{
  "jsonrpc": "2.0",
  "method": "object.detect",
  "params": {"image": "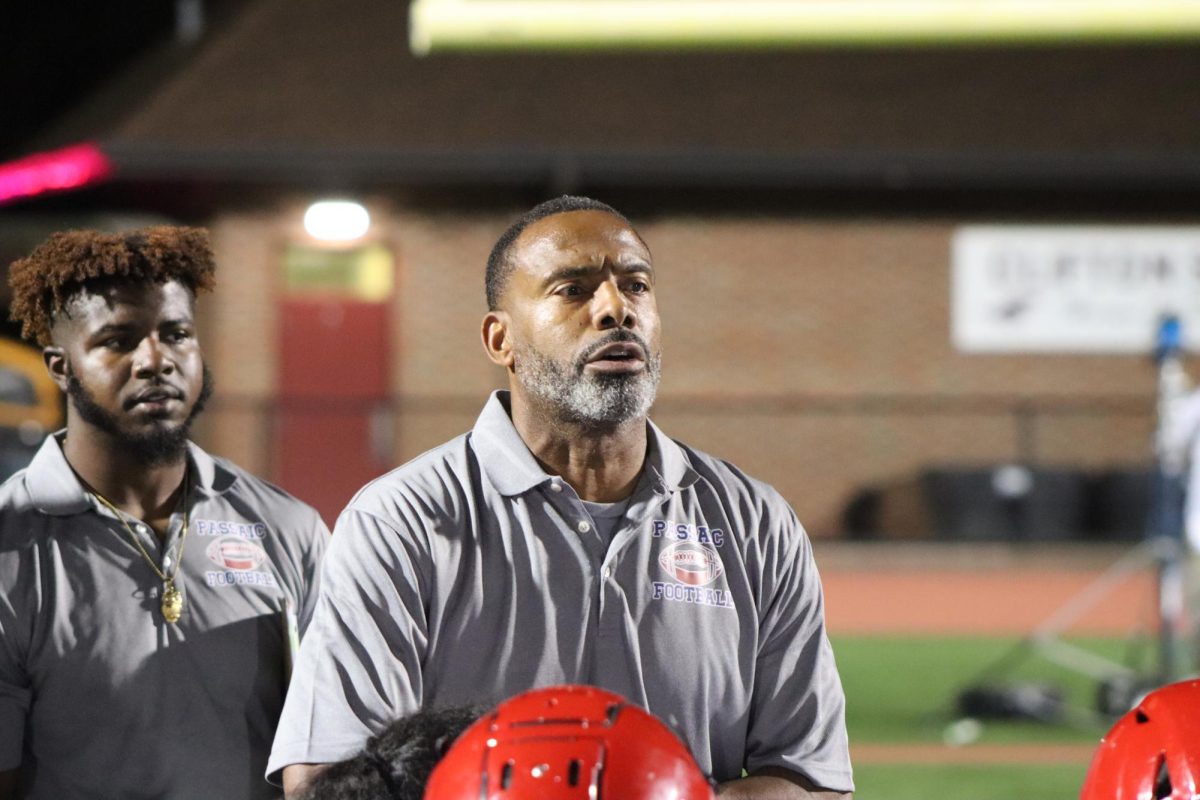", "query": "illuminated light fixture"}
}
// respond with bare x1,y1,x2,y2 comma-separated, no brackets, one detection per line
409,0,1200,54
0,143,113,206
303,200,371,242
